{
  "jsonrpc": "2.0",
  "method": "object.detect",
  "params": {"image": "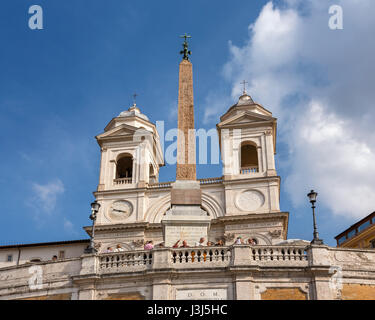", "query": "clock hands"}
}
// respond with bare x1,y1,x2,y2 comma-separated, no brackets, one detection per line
113,208,127,213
